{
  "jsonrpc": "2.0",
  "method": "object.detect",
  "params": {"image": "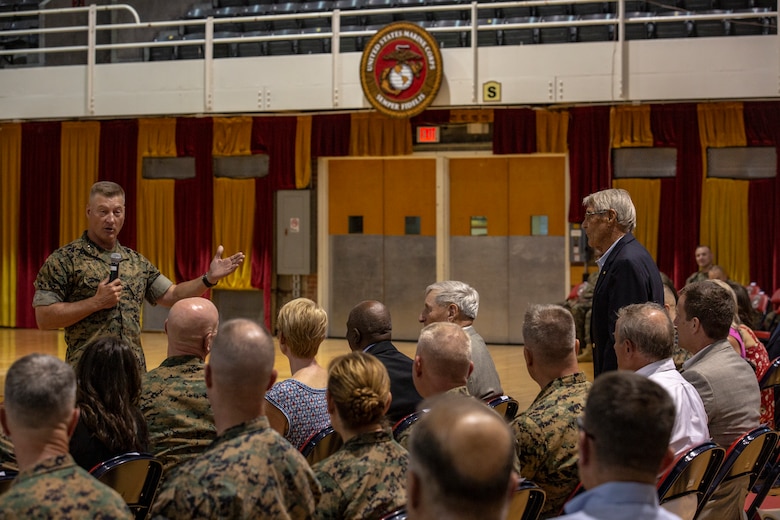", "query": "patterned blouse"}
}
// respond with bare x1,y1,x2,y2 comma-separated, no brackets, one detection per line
265,379,330,449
